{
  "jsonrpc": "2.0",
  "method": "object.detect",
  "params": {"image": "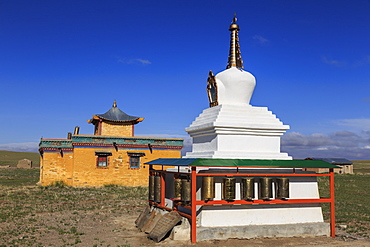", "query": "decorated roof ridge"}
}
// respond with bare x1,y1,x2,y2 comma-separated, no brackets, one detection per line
39,139,72,141
226,13,244,69
93,100,144,123
71,135,183,140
